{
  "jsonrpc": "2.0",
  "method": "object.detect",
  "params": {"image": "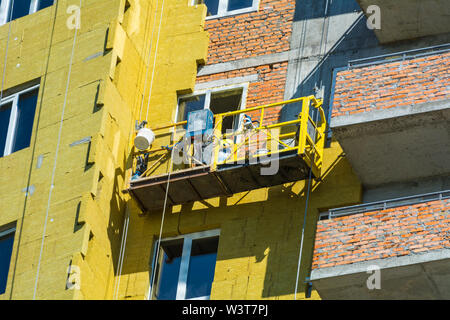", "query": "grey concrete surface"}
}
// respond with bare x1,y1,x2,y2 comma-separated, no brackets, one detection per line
311,248,450,299
358,0,450,43
331,100,450,187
